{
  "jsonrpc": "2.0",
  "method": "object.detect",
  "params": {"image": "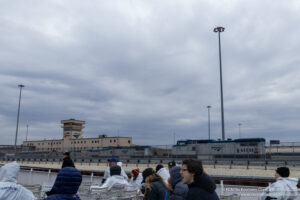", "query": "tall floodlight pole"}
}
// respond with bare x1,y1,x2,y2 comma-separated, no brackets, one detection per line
14,84,25,156
26,124,29,142
173,132,176,145
238,123,242,138
207,105,211,140
214,26,225,140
